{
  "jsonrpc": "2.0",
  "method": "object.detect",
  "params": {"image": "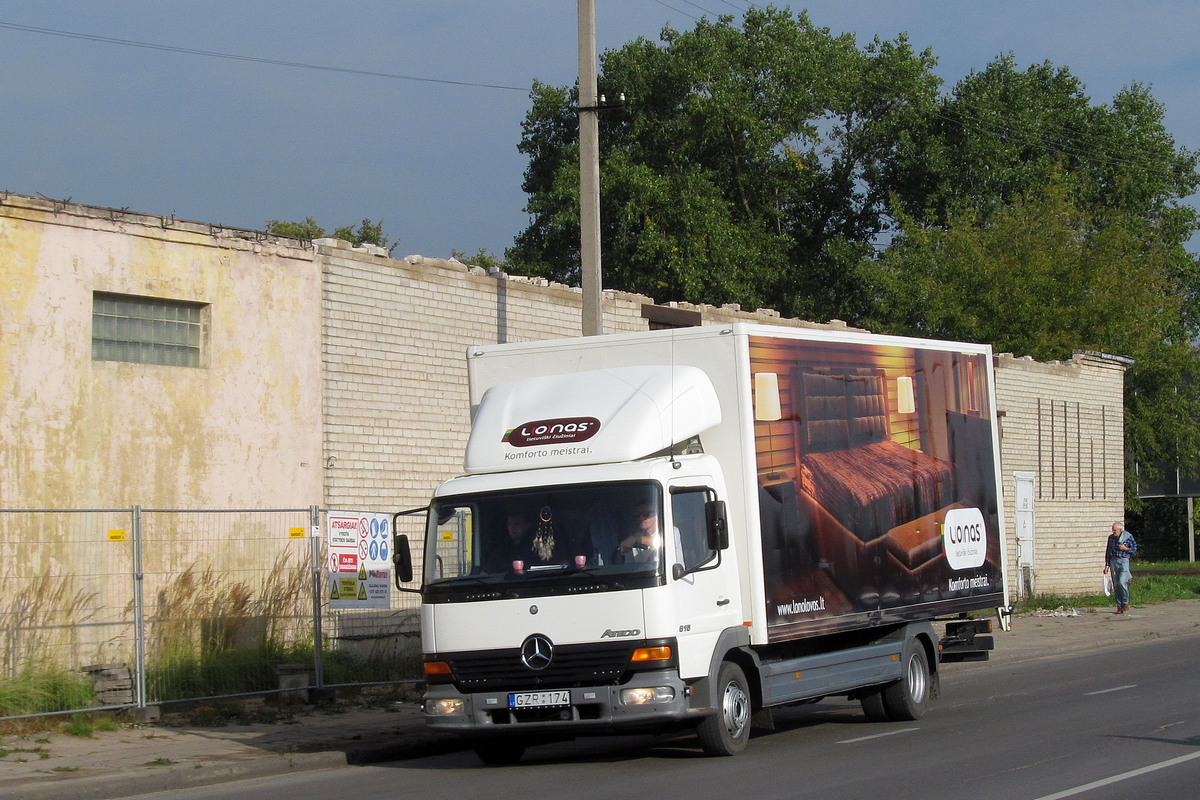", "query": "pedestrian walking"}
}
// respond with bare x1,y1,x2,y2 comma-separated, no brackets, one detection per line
1103,521,1137,613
